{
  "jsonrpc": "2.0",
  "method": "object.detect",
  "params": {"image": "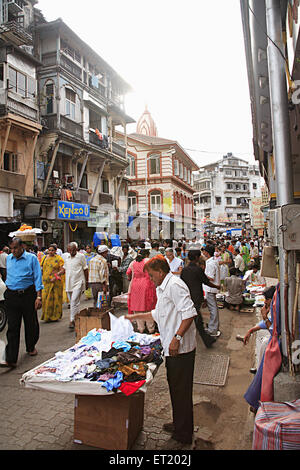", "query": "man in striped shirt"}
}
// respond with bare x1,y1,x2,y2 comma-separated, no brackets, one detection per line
88,245,109,307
